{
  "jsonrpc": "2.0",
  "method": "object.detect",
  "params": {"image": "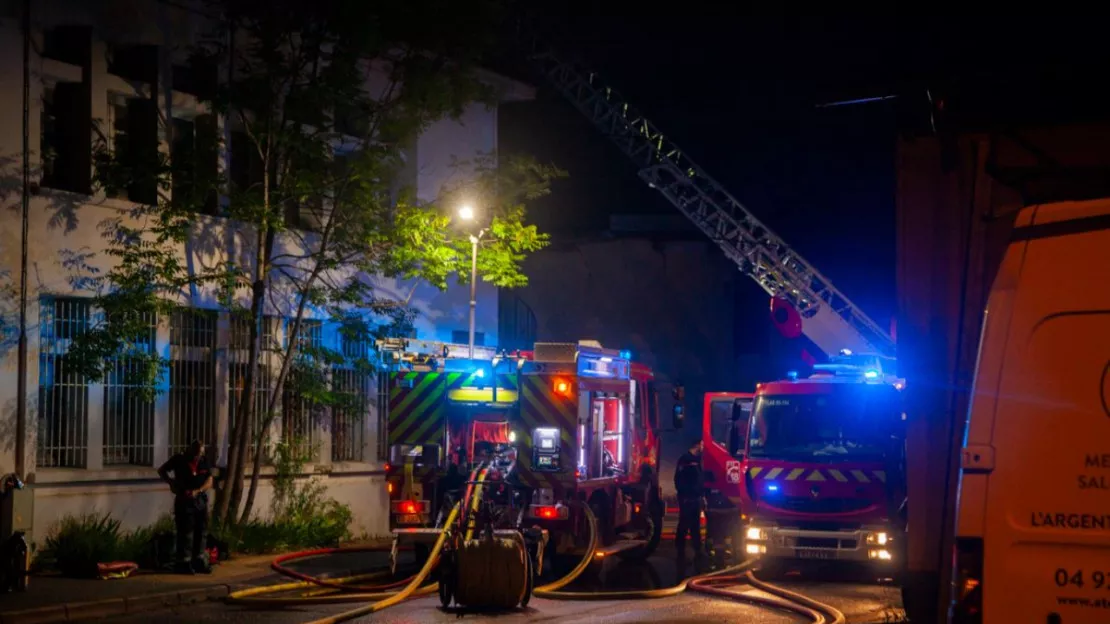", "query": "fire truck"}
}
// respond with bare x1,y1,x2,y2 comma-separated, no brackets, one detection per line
702,353,907,569
381,338,517,538
524,39,906,568
383,338,666,564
